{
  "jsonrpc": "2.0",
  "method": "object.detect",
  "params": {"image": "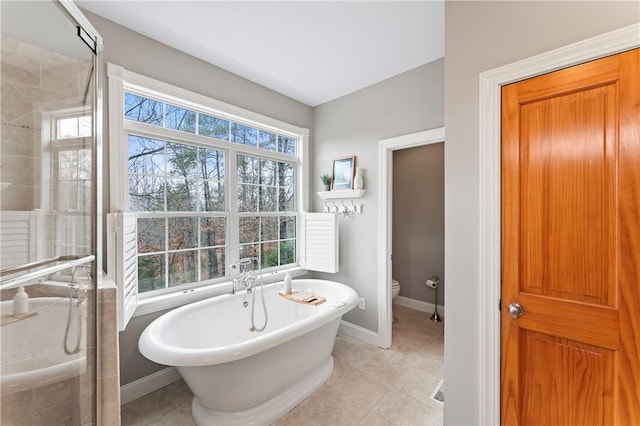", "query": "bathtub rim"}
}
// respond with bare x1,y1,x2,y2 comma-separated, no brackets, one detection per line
138,279,358,367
